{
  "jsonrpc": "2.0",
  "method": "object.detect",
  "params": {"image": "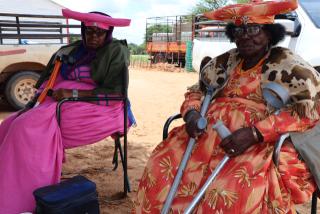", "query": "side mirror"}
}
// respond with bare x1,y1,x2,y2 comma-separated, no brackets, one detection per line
275,19,294,34
275,18,301,37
